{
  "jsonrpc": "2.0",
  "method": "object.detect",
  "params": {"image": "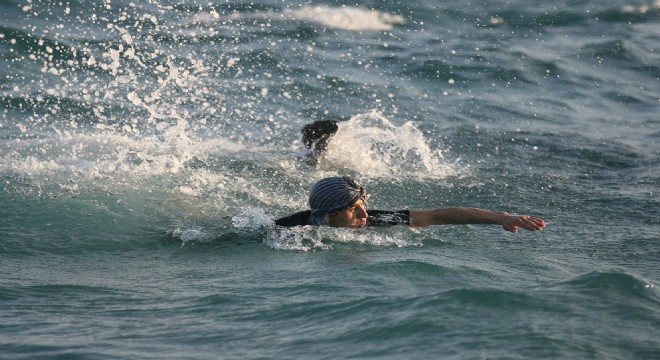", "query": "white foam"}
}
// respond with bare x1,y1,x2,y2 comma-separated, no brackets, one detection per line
264,225,421,251
1,131,242,177
1,110,458,209
264,226,331,251
284,5,405,31
232,207,275,229
191,5,404,32
321,111,459,179
169,226,212,246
